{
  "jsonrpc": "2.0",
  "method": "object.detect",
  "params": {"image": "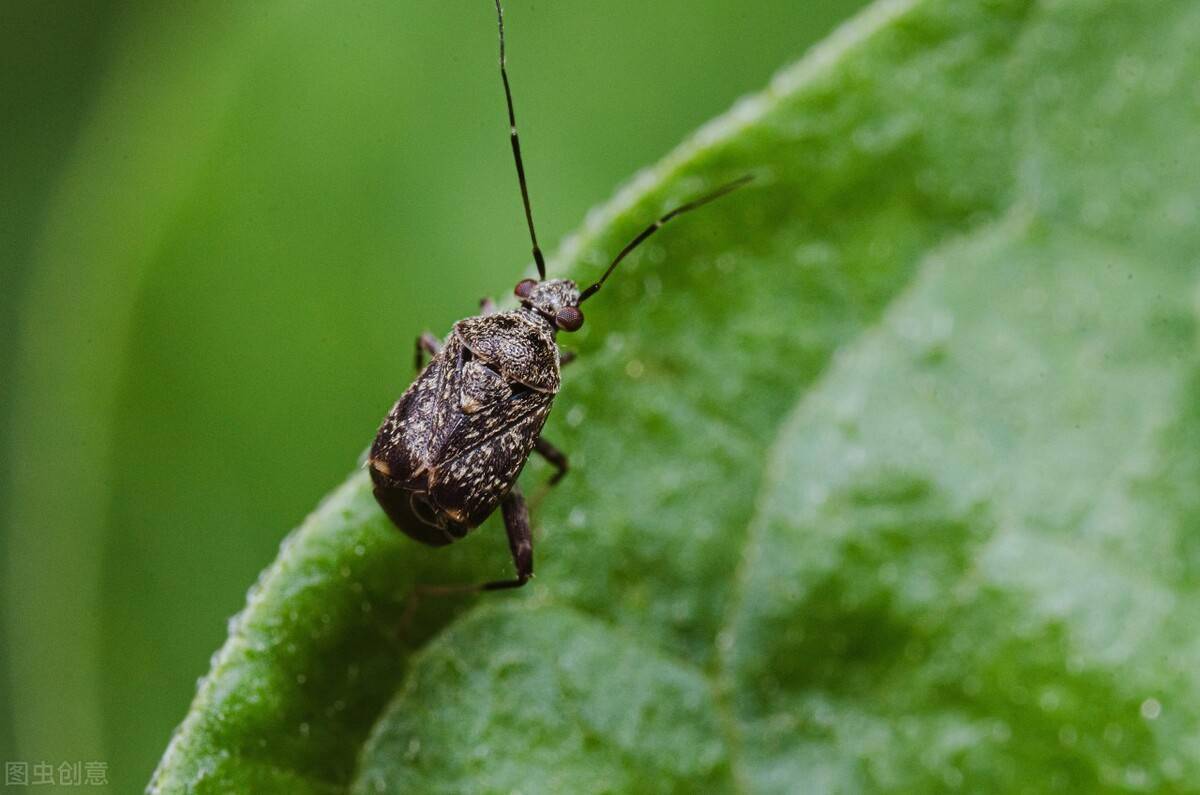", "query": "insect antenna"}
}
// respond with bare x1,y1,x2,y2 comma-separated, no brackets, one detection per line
578,175,753,303
495,0,547,280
